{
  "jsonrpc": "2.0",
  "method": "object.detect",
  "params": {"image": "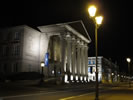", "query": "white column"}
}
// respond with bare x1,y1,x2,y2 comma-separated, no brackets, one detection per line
71,36,76,75
76,39,81,76
83,43,86,75
66,33,72,73
84,43,88,76
60,34,66,75
80,41,84,75
83,42,85,75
